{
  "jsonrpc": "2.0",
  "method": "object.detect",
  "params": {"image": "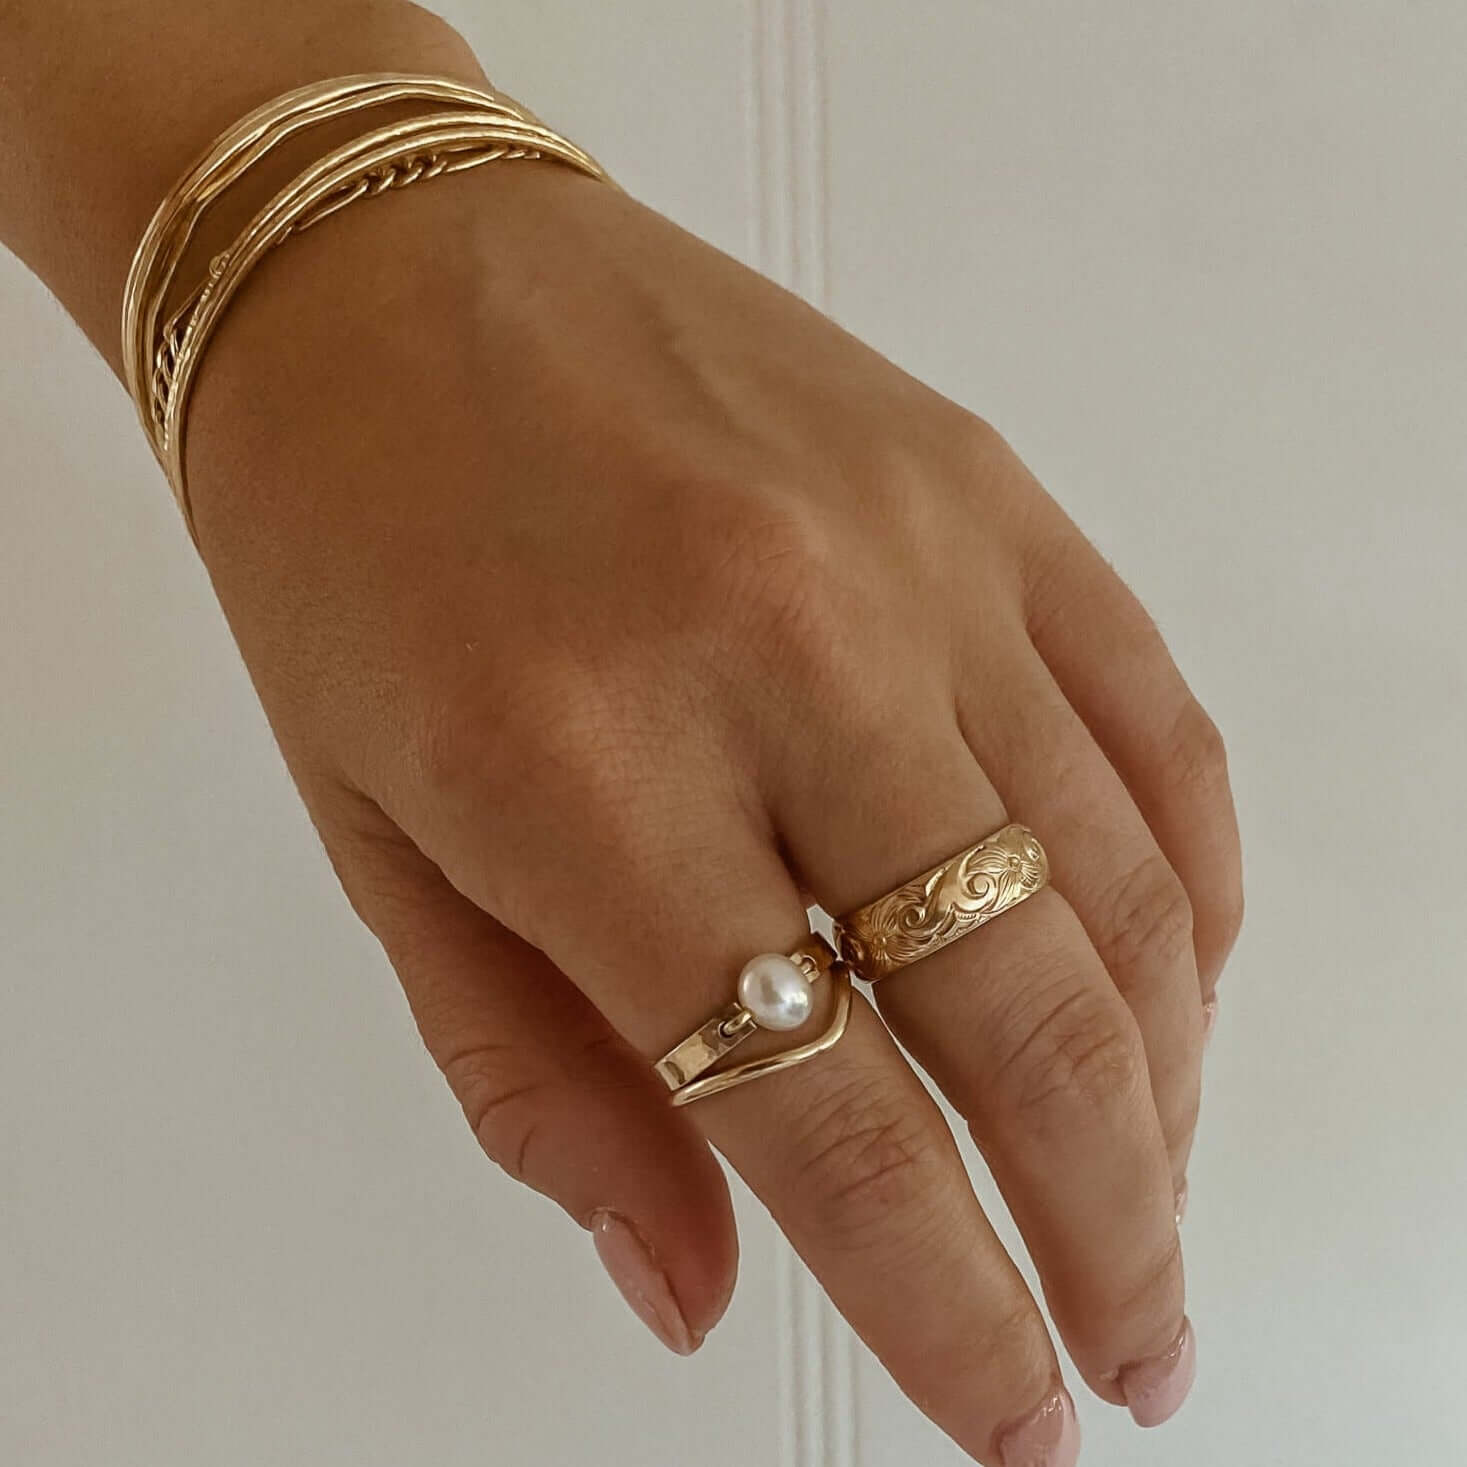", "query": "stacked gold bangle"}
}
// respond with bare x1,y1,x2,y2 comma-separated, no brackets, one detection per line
121,73,615,545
